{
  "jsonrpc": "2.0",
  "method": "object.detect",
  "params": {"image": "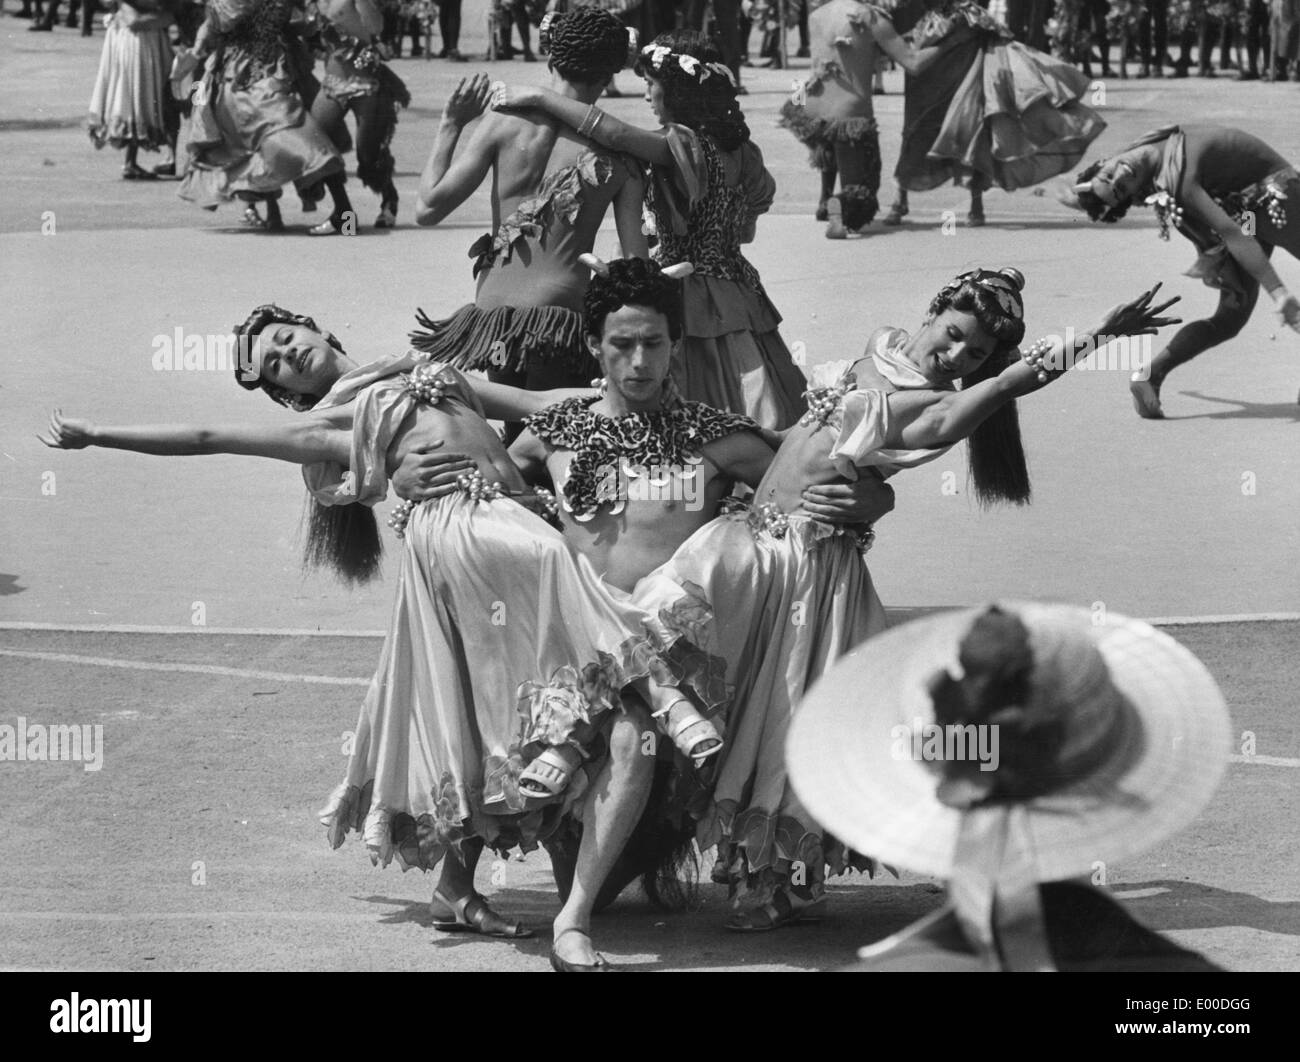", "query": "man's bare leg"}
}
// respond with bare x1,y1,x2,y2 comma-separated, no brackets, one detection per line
551,698,655,967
